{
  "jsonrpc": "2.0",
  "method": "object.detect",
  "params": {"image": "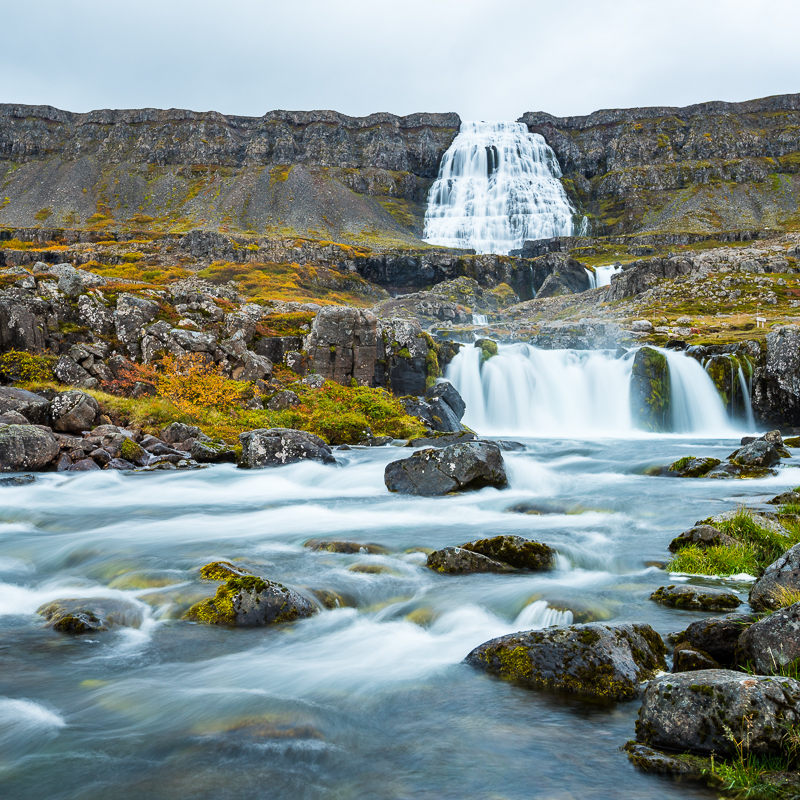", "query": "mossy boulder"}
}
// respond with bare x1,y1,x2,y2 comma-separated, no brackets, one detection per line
728,439,782,469
465,622,666,700
672,643,721,673
38,597,144,633
666,456,720,478
650,584,741,612
676,613,758,667
736,602,800,674
119,436,148,466
750,543,800,611
460,535,555,571
185,576,316,626
668,525,737,552
474,338,498,364
304,539,389,555
630,347,671,432
623,741,707,776
426,546,515,574
635,670,800,756
199,561,254,581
